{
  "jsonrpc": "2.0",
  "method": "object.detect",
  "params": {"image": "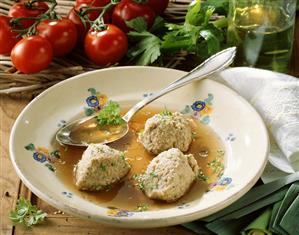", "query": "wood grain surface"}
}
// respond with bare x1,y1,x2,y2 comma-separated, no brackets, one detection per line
1,14,299,235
